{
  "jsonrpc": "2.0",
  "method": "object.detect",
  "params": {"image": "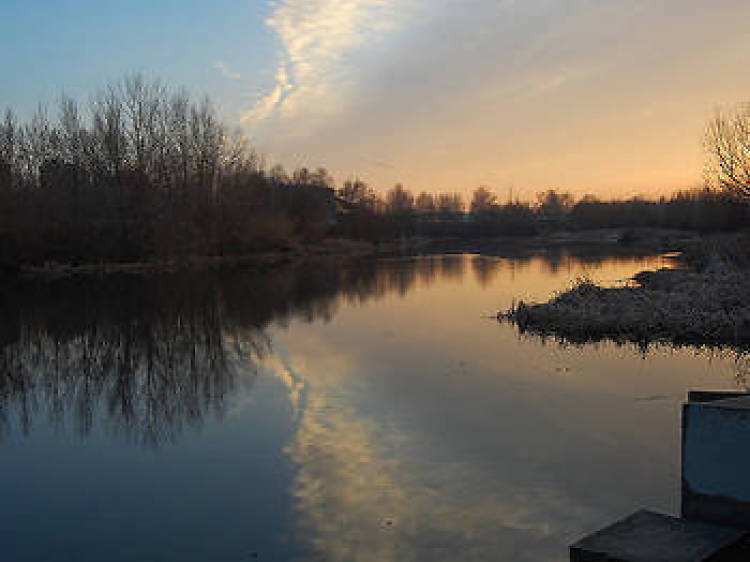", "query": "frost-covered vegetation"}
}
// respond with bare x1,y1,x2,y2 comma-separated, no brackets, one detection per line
502,234,750,349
